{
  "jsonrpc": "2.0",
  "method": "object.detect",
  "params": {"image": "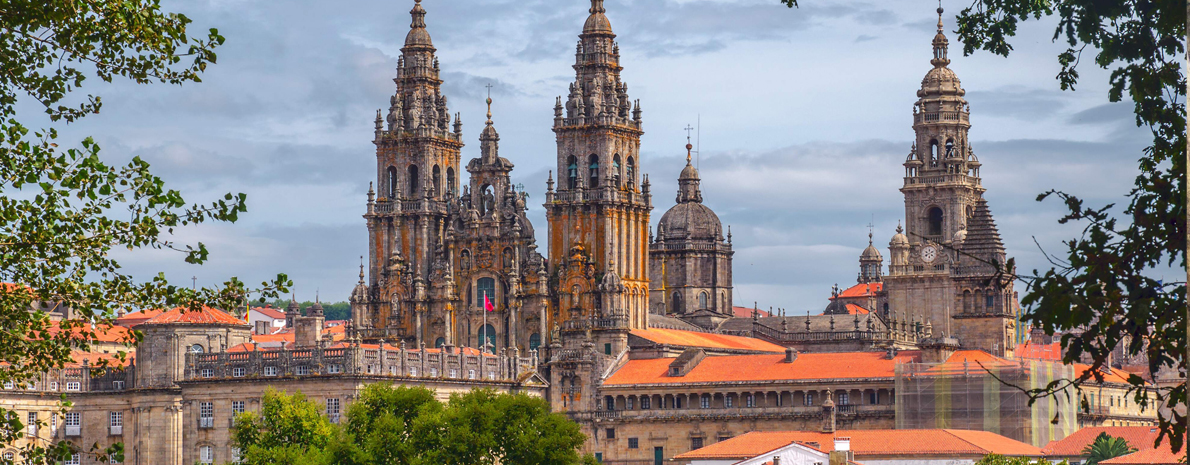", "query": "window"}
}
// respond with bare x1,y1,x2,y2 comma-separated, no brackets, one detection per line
529,333,541,351
200,368,214,378
2,381,12,390
671,292,681,314
326,398,341,424
112,380,125,390
698,292,708,310
199,445,213,464
65,453,80,465
199,402,214,428
640,397,651,410
407,164,419,196
64,412,80,437
626,157,635,186
327,364,342,374
50,414,56,435
387,166,398,198
588,155,600,188
567,156,578,189
431,165,441,197
725,396,734,408
605,428,615,439
604,343,612,355
476,277,496,307
435,337,446,348
231,447,242,464
410,367,419,377
628,438,639,449
66,381,80,391
691,437,704,450
468,369,476,380
838,392,849,406
870,391,879,405
612,155,622,186
295,366,310,376
700,395,710,409
110,453,122,464
232,367,246,378
189,344,205,354
232,401,245,416
26,412,36,437
745,394,755,408
109,411,122,435
626,397,634,410
986,294,995,310
804,392,814,406
263,366,277,377
927,207,944,237
50,382,58,391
